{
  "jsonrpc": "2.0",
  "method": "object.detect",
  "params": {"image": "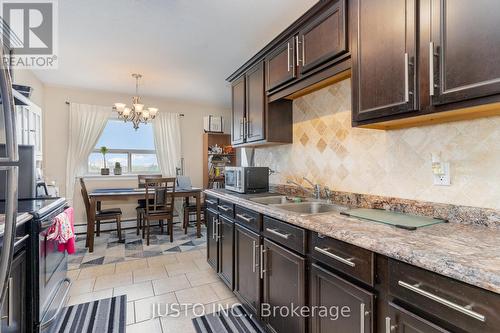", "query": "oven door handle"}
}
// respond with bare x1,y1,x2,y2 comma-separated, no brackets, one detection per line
40,278,72,329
